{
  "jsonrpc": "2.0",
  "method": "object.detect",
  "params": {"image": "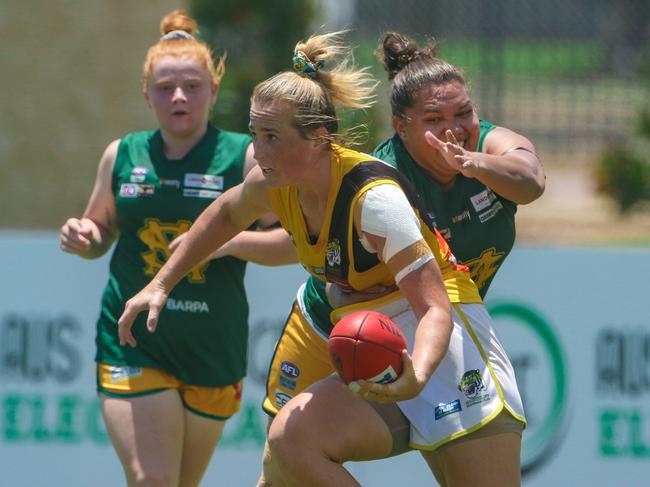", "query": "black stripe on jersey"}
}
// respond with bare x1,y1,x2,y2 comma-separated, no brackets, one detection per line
325,160,433,289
